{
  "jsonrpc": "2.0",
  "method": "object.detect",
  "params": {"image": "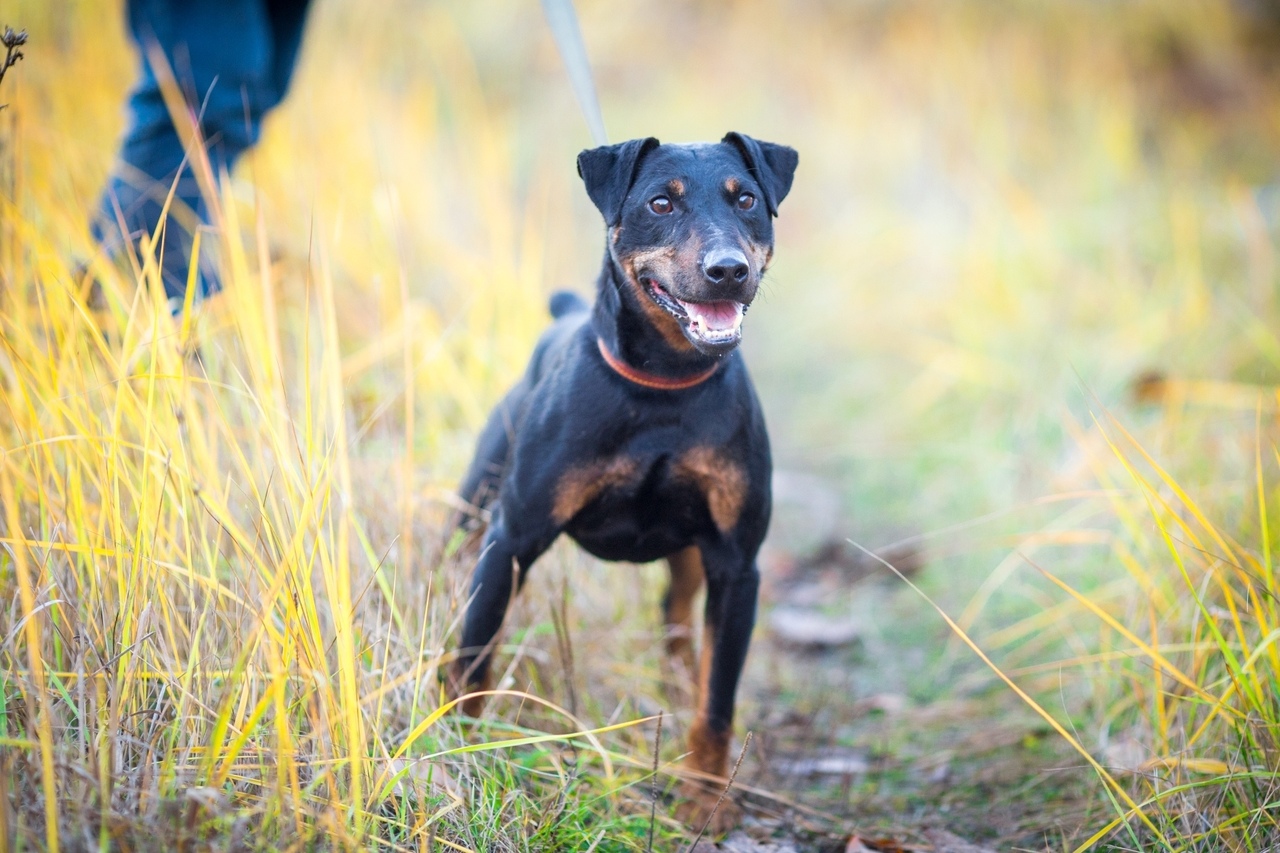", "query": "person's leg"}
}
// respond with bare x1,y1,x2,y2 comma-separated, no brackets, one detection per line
266,0,314,96
93,0,312,304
